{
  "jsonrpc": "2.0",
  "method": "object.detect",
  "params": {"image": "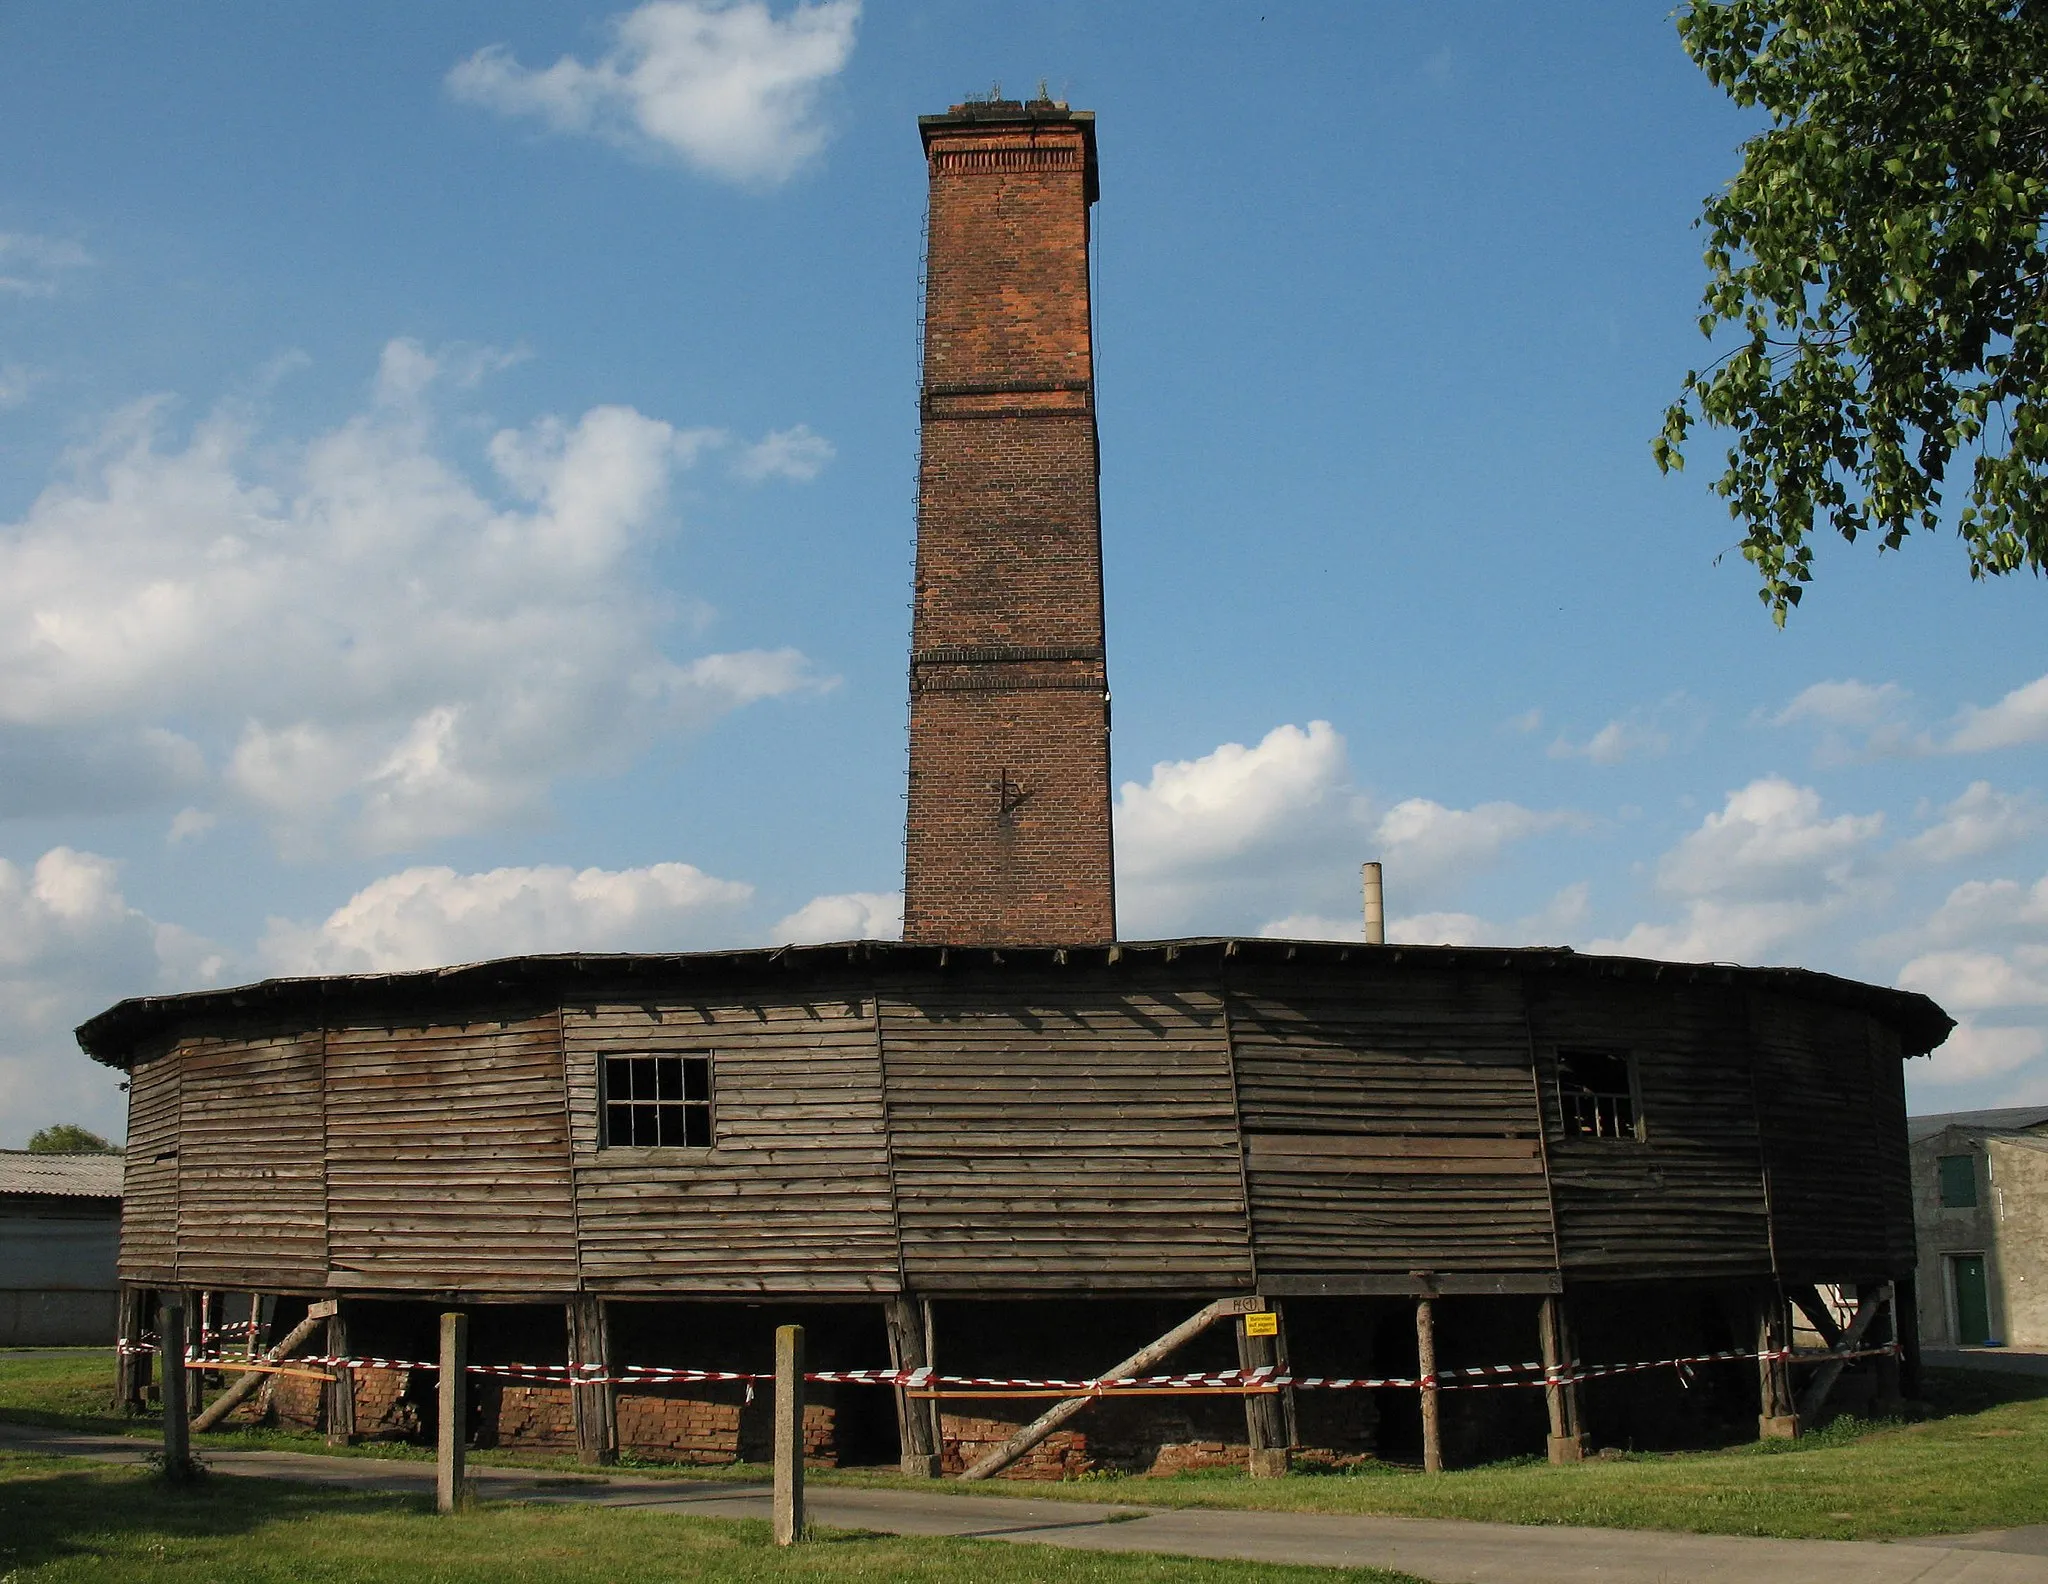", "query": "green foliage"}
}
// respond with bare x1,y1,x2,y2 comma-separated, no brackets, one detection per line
1658,0,2048,622
23,1126,116,1156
